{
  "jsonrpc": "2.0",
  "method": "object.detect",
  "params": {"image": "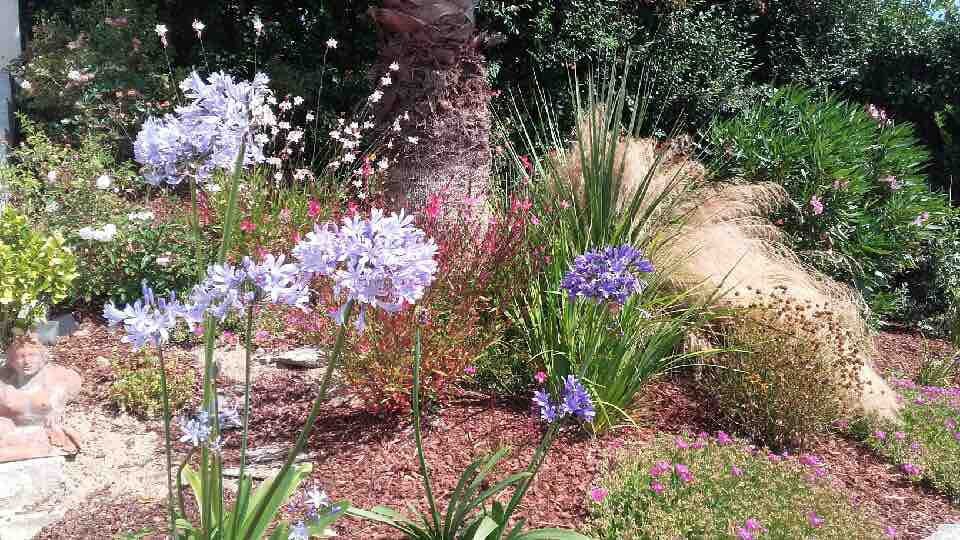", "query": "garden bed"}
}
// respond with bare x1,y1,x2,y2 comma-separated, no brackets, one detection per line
33,326,960,539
